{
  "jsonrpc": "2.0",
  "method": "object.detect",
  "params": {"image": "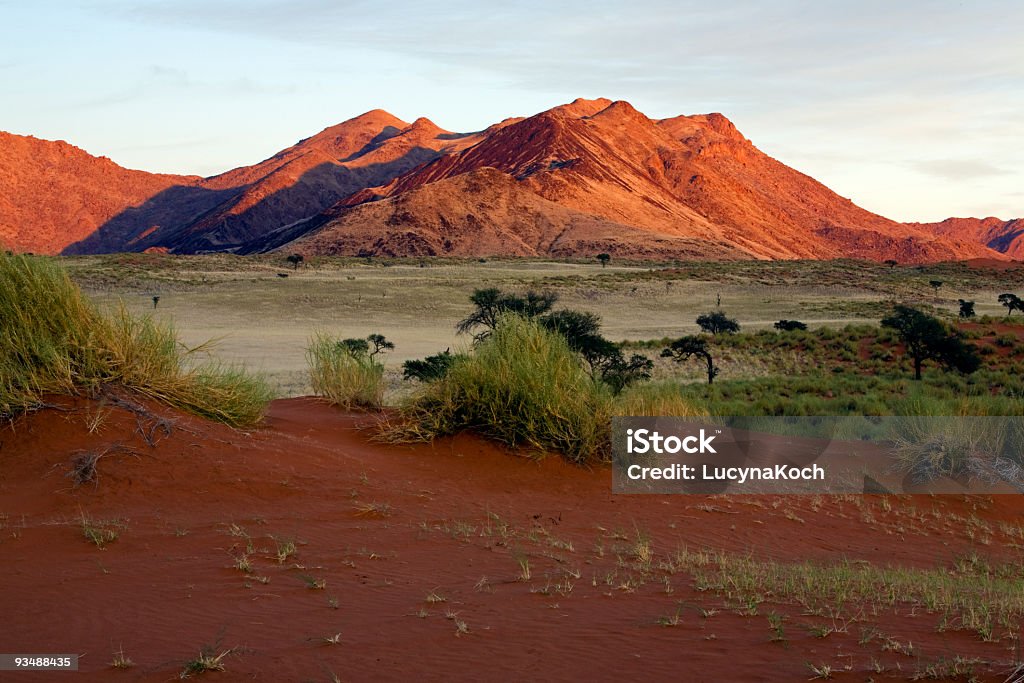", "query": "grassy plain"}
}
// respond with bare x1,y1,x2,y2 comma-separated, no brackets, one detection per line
66,253,1024,401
